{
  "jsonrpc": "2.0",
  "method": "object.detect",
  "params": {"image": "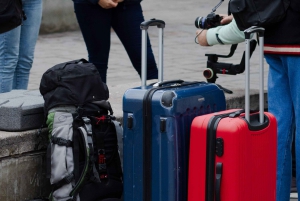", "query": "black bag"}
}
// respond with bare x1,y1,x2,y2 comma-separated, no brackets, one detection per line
40,59,123,200
45,102,123,201
0,0,26,34
40,58,109,113
229,0,290,31
73,103,123,201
